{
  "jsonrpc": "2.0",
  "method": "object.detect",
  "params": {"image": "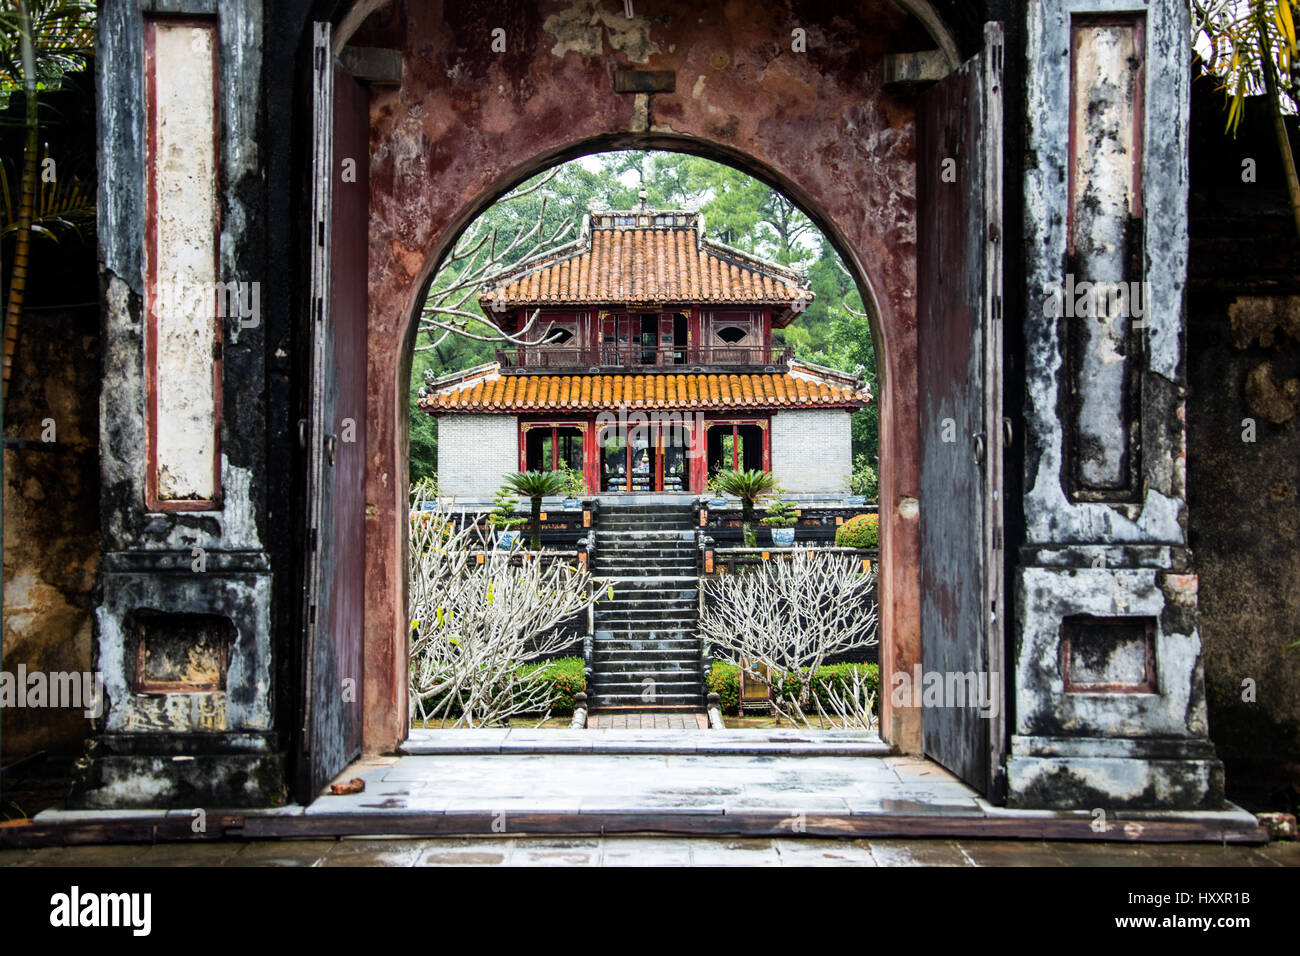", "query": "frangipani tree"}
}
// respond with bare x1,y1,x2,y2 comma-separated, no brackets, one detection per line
407,492,605,727
698,550,878,728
